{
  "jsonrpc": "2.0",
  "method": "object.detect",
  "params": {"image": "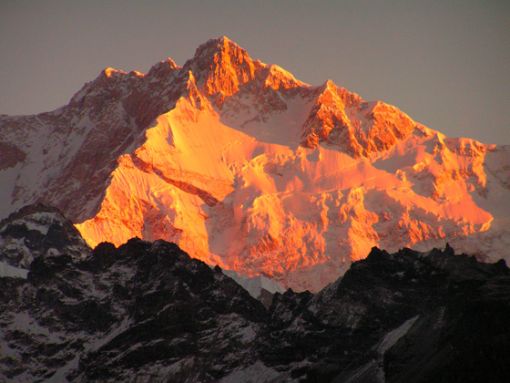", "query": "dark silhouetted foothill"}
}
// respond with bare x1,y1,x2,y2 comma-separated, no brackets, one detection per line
0,205,509,382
